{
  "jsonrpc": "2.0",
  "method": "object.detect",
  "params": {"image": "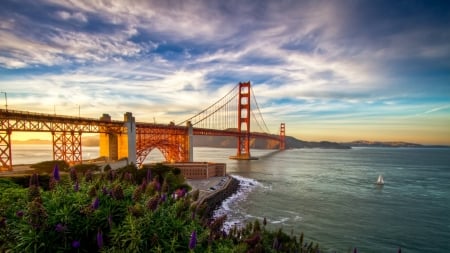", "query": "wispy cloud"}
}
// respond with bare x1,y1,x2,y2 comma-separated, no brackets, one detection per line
0,0,449,144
